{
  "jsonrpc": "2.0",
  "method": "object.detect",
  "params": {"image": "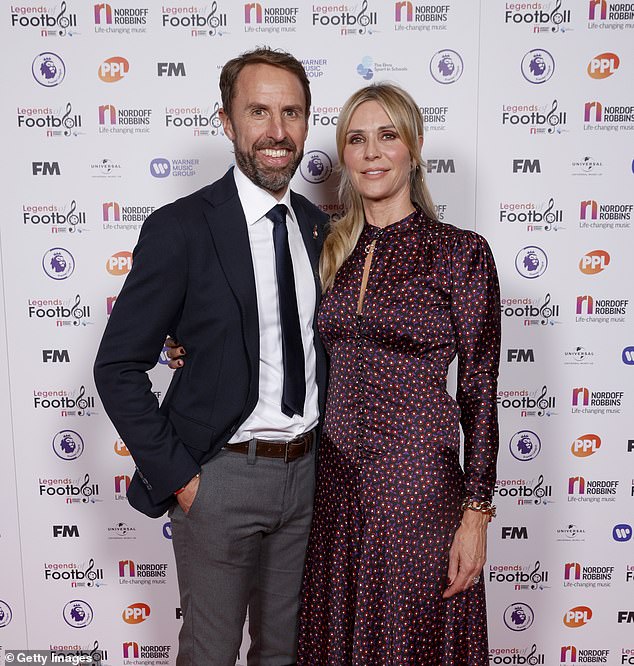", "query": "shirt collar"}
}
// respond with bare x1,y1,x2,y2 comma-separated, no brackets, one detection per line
233,166,296,227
